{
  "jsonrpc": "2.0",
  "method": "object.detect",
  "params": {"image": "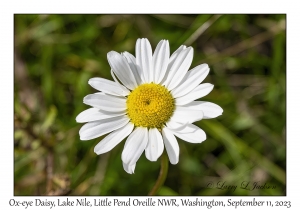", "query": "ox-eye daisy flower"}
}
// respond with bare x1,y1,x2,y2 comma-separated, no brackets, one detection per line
76,38,223,174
